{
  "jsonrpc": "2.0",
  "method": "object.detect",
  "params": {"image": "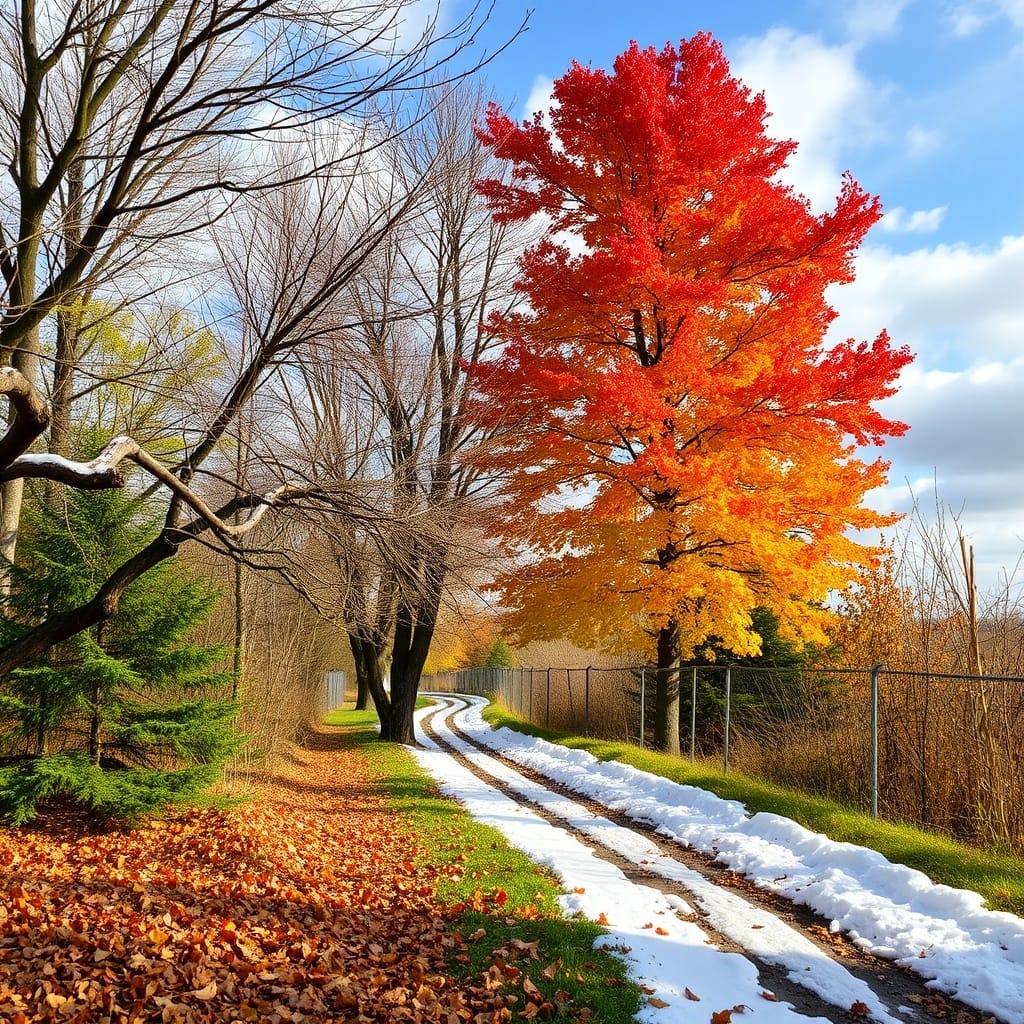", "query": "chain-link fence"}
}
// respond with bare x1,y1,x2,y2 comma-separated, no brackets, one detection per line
425,663,1024,849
